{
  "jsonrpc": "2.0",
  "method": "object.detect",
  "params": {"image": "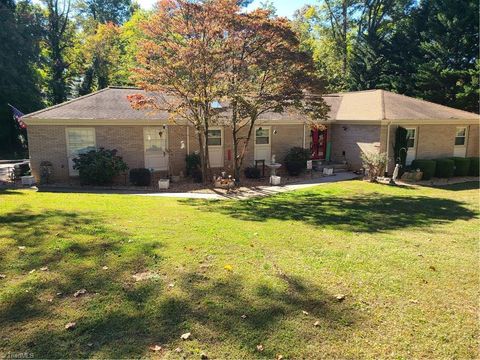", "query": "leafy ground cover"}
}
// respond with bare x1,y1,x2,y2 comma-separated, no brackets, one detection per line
0,181,478,359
